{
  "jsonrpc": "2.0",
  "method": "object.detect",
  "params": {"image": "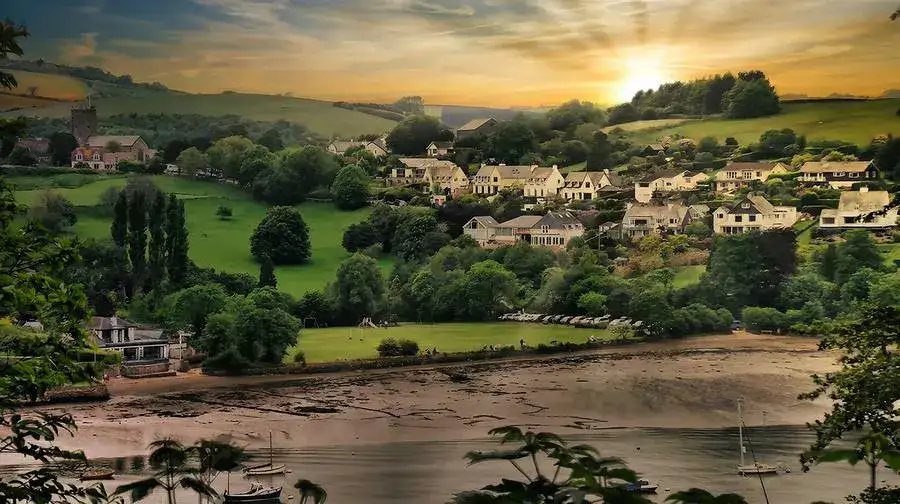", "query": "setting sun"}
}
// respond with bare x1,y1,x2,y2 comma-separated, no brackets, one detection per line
617,57,670,103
